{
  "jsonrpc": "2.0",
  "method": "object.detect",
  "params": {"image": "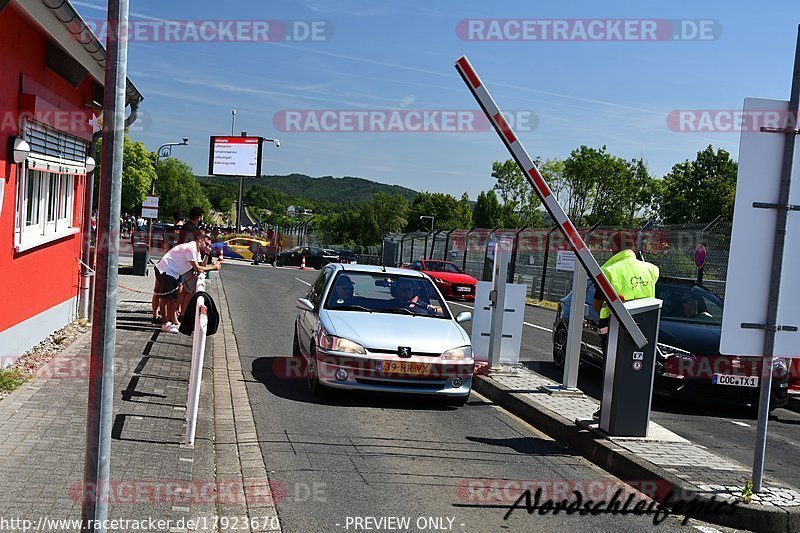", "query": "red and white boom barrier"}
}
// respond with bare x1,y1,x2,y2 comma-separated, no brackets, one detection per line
454,56,647,348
